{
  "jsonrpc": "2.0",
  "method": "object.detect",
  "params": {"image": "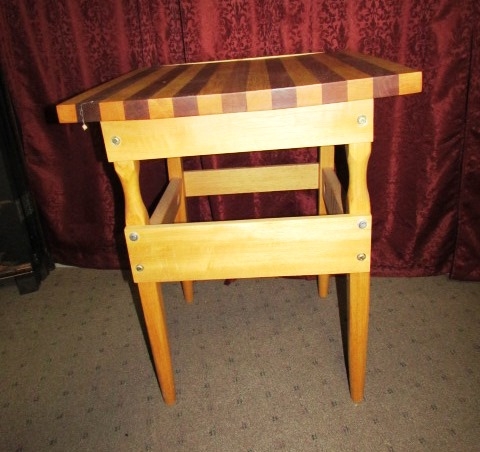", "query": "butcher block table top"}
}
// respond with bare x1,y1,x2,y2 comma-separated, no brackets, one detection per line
57,50,422,123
